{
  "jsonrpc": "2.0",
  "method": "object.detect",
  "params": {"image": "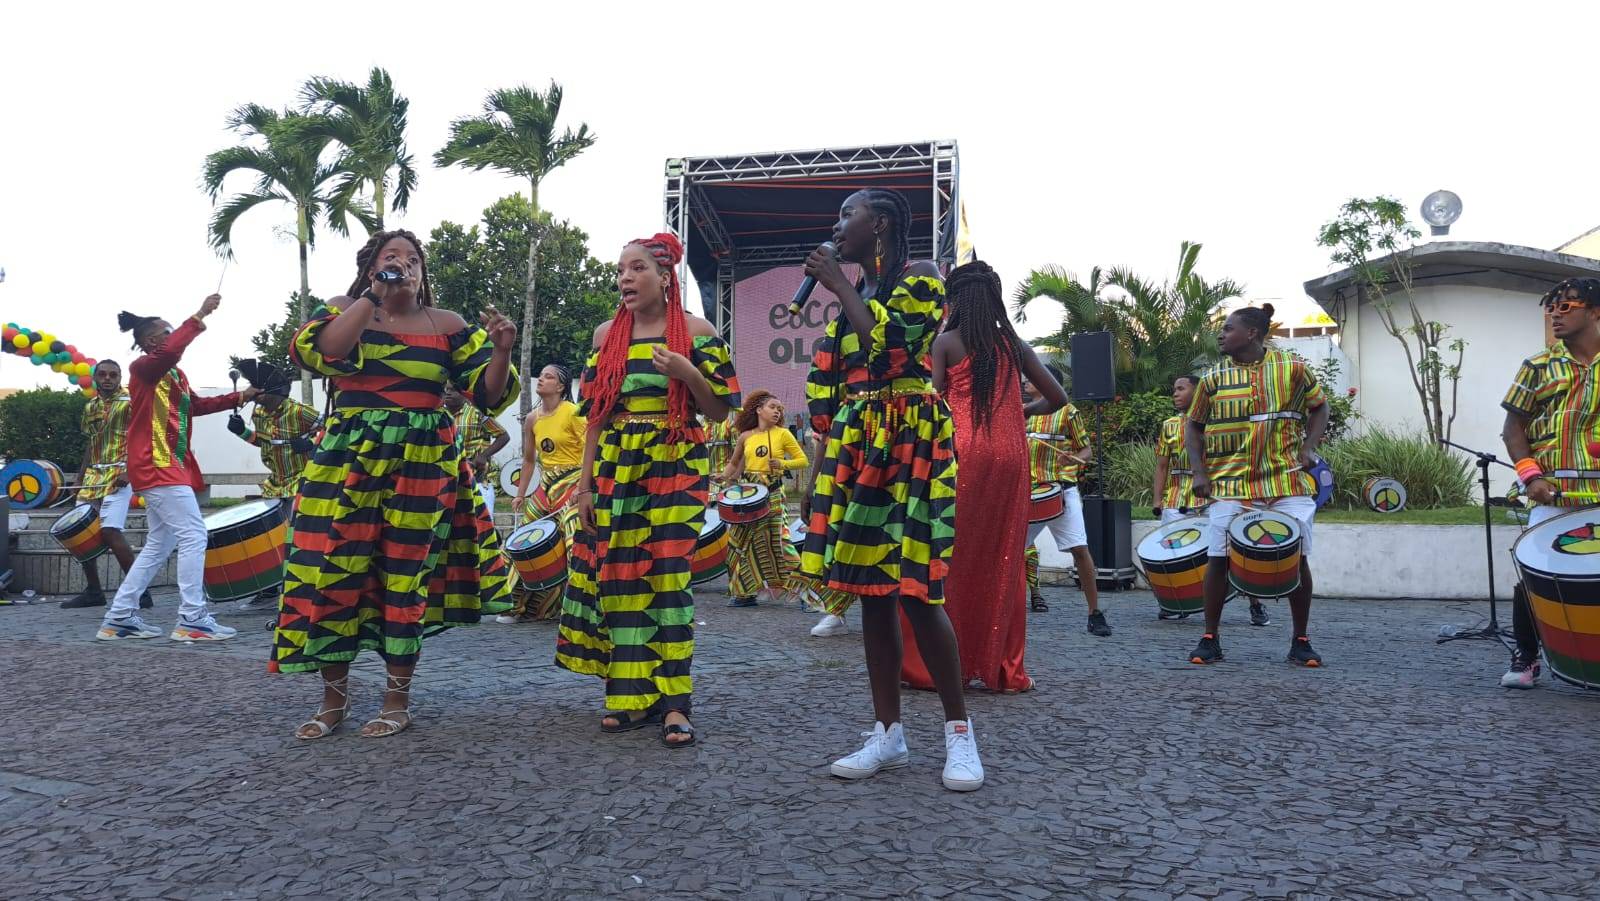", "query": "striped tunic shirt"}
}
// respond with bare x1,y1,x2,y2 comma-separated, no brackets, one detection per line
1188,350,1325,500
1027,405,1089,485
80,392,131,501
1155,414,1201,510
1502,341,1600,507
